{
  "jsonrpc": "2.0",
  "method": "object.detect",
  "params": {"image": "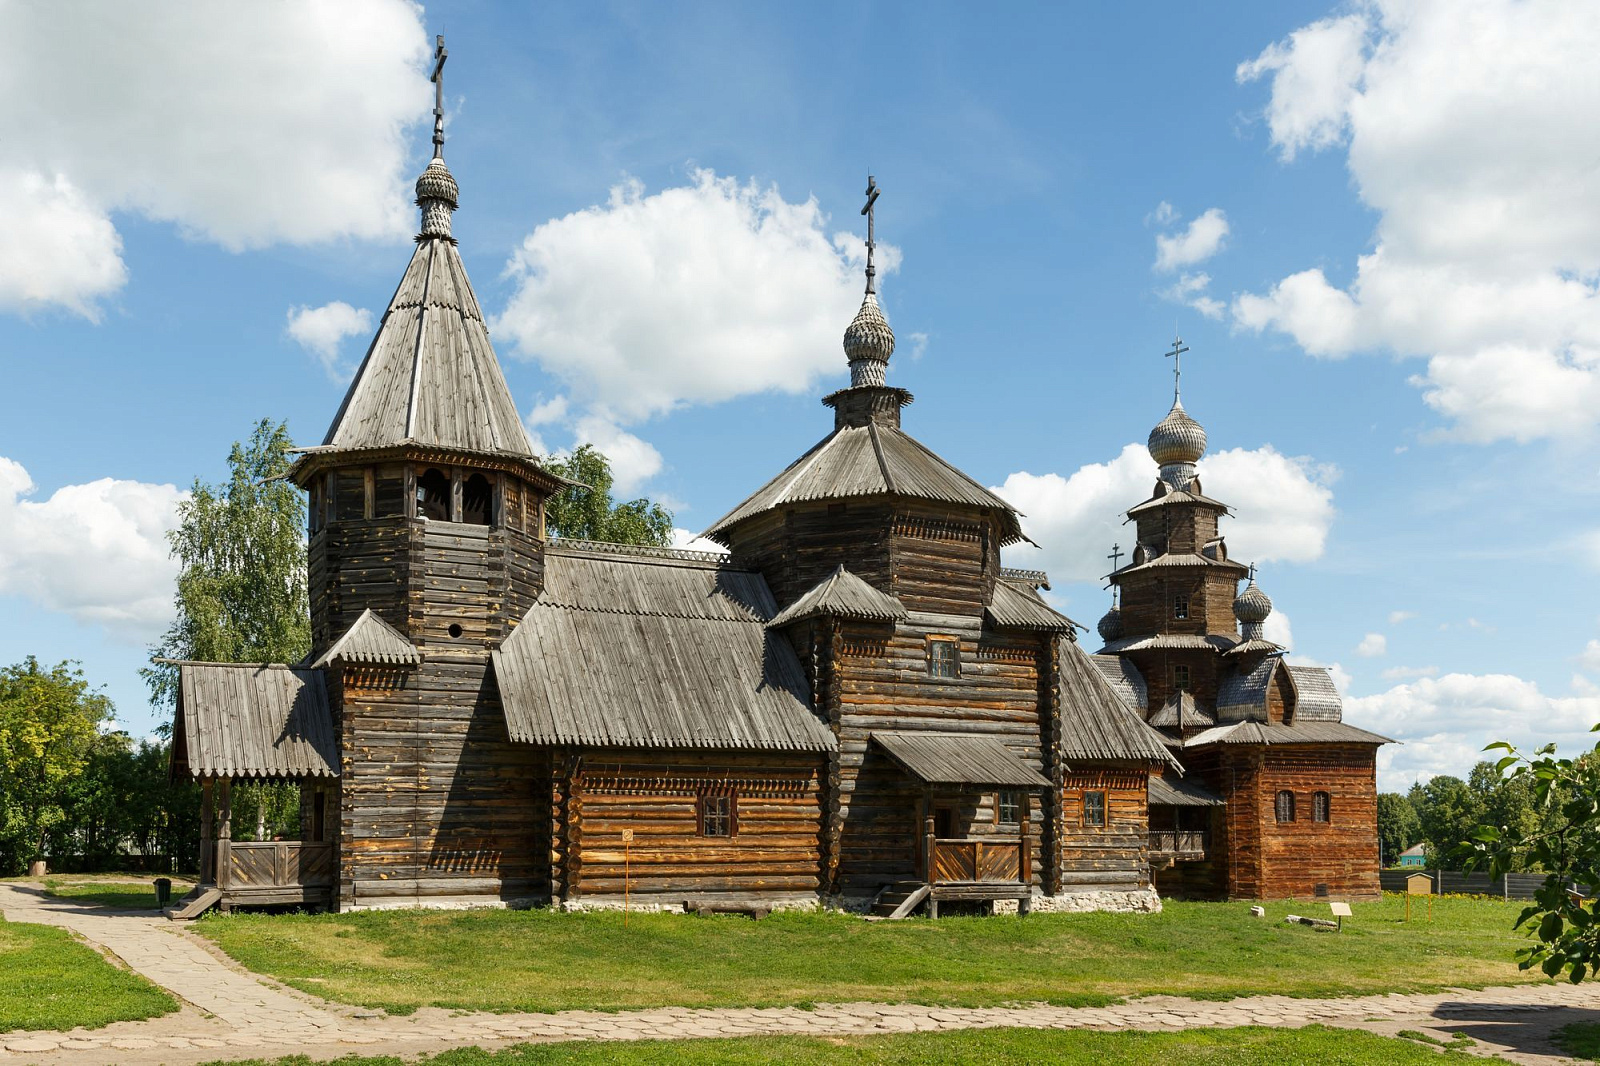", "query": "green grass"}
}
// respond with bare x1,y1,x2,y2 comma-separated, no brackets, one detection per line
42,878,190,910
207,1024,1497,1065
0,915,177,1032
196,894,1542,1016
1555,1021,1600,1061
